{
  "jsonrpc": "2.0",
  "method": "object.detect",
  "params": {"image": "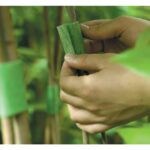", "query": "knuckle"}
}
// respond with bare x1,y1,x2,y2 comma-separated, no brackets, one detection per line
88,26,99,39
59,79,64,89
70,112,84,123
82,88,91,98
117,15,130,23
88,26,94,33
70,113,78,122
79,54,89,65
87,127,98,134
82,77,93,98
87,105,99,112
60,91,65,102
